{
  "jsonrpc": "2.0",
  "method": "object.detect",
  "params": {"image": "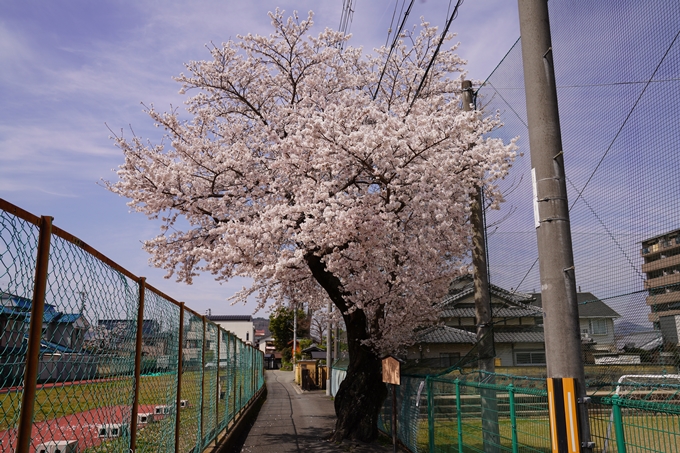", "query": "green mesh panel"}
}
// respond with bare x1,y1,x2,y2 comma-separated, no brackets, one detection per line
0,209,38,448
134,288,180,453
0,202,264,453
201,322,218,448
178,311,203,453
